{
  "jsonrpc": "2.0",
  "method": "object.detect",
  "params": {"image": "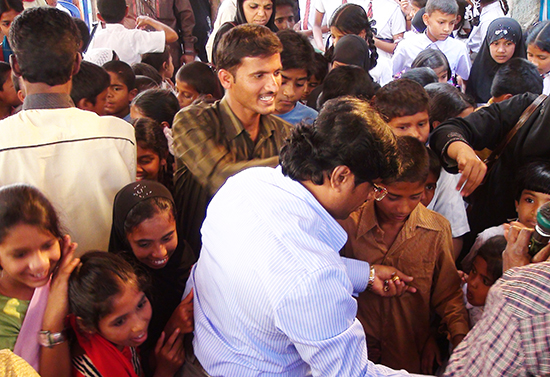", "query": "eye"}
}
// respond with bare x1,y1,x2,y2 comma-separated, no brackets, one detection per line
482,278,492,286
525,197,535,204
425,184,436,191
138,157,154,165
137,241,151,248
137,296,148,310
41,239,56,251
162,233,174,243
